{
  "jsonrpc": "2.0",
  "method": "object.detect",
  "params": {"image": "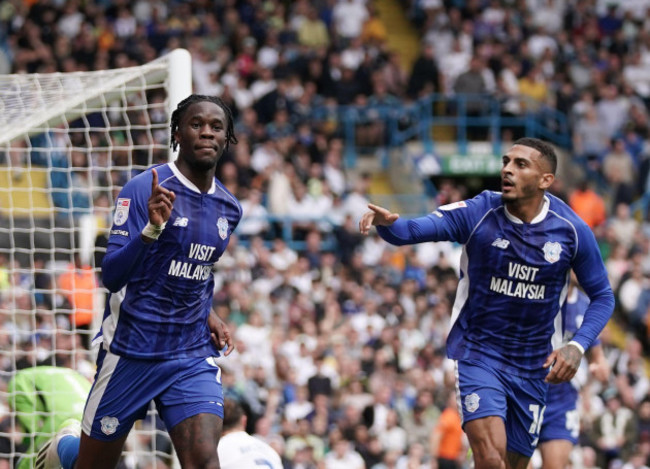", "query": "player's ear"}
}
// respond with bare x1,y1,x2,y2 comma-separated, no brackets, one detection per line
539,172,554,191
